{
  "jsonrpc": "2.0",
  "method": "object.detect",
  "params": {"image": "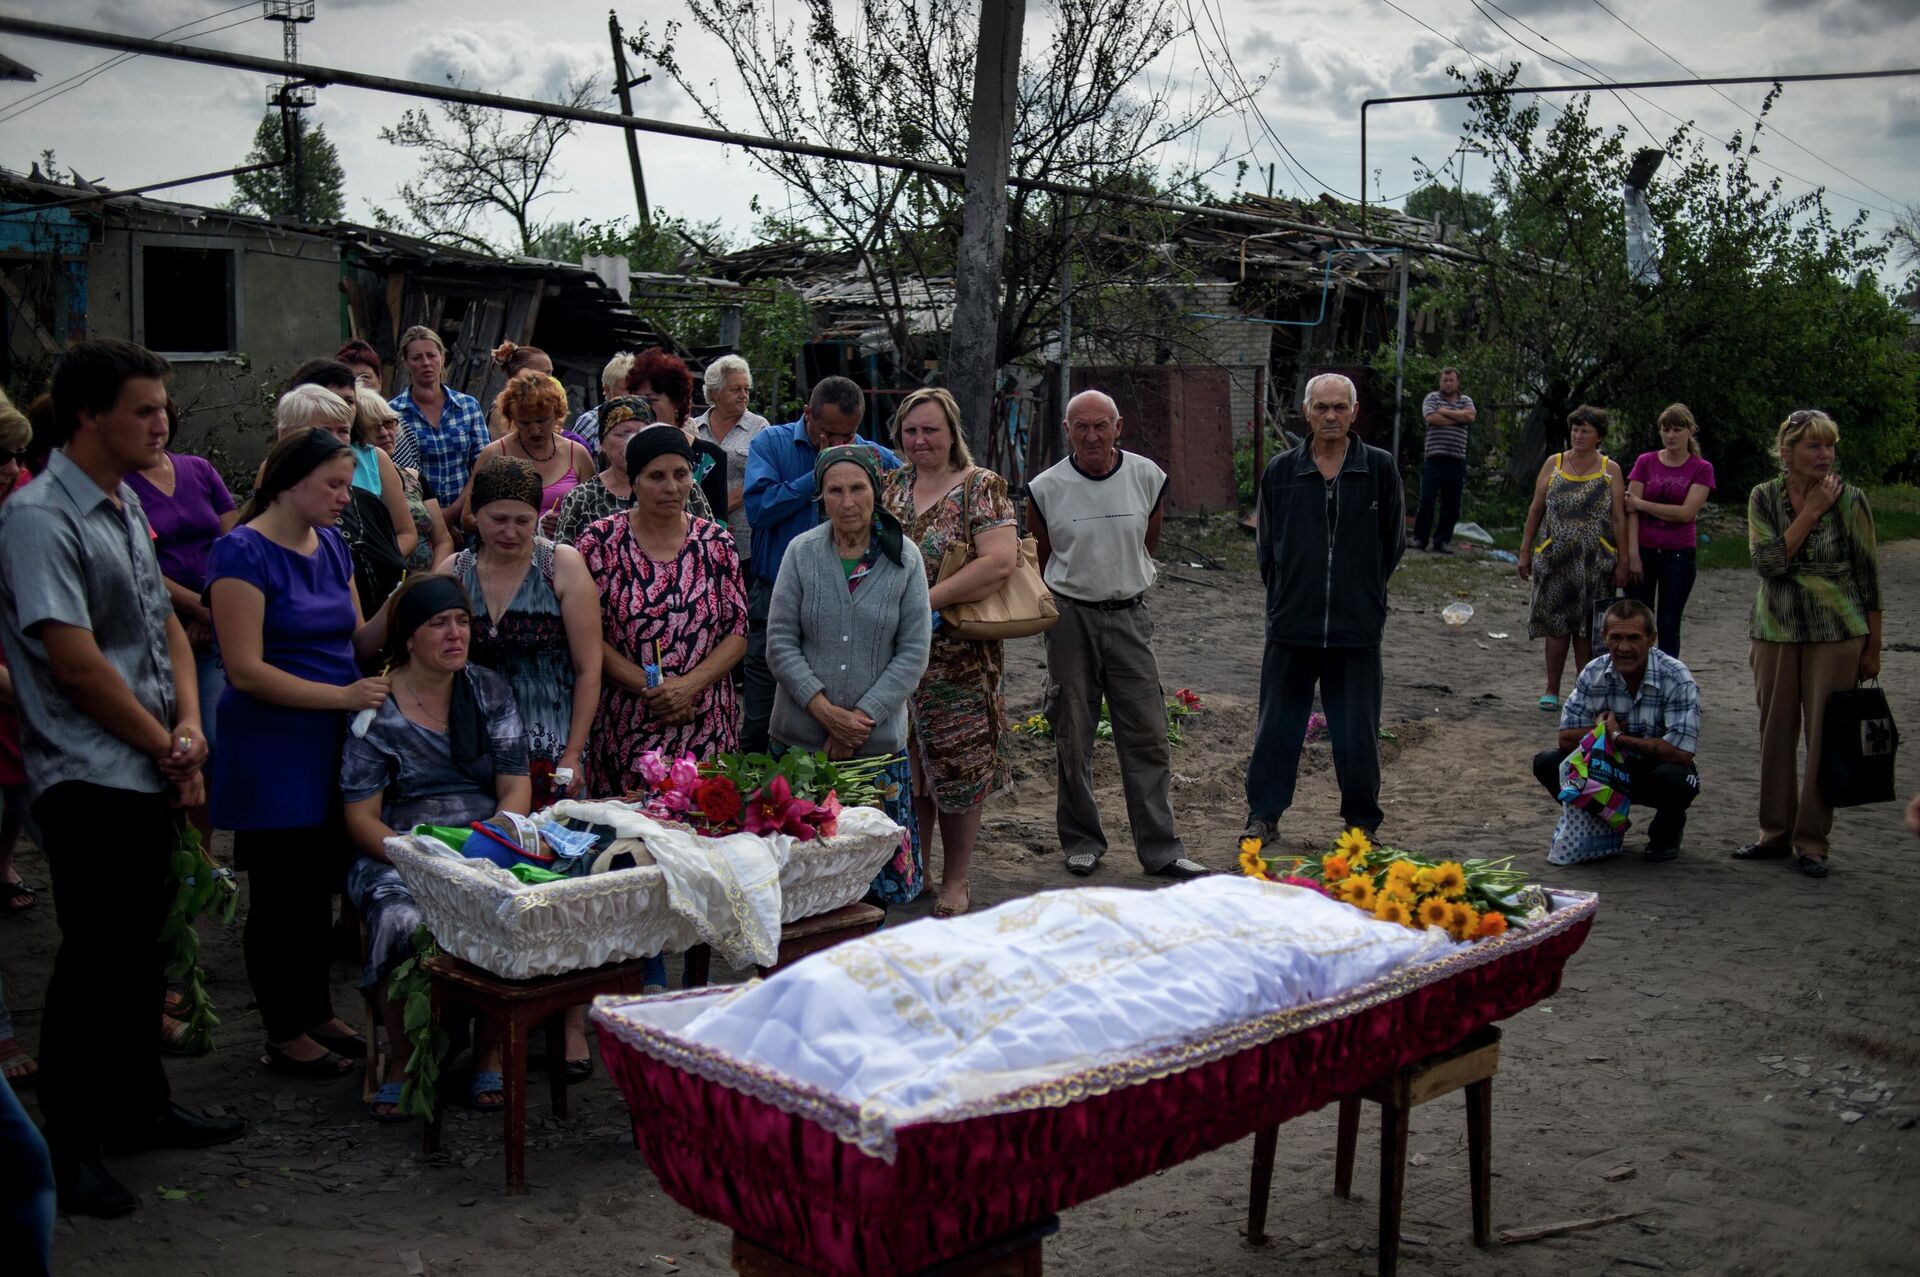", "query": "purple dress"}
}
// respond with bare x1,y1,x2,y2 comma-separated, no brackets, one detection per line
206,526,360,830
126,454,236,595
